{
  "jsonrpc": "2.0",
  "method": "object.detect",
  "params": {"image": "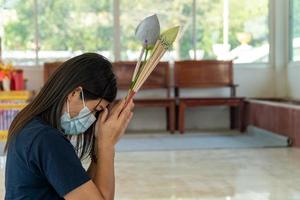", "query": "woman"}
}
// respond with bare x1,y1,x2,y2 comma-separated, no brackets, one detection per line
4,53,134,200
